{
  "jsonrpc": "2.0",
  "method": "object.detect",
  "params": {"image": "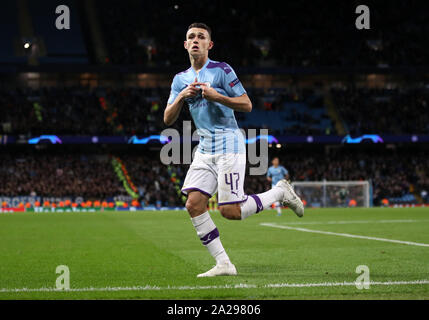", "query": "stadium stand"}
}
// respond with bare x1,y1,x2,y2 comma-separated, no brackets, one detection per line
2,84,428,136
0,1,27,64
1,147,427,207
331,86,429,135
0,0,428,210
94,0,429,67
0,86,334,136
242,87,333,135
28,0,89,64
